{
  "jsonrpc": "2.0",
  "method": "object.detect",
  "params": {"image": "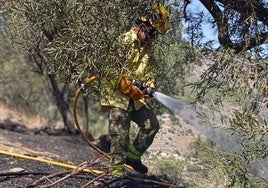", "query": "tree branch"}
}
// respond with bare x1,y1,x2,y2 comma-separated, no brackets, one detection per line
216,0,268,25
199,0,233,47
